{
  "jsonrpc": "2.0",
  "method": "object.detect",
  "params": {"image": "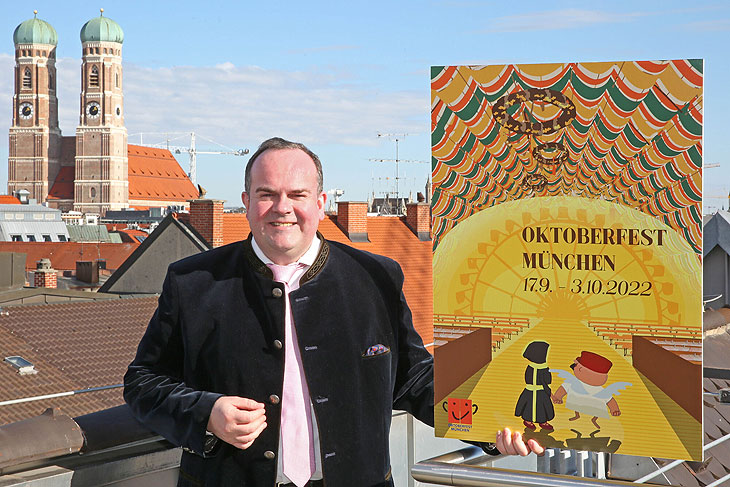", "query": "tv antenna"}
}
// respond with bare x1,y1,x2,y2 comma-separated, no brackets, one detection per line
369,133,427,205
